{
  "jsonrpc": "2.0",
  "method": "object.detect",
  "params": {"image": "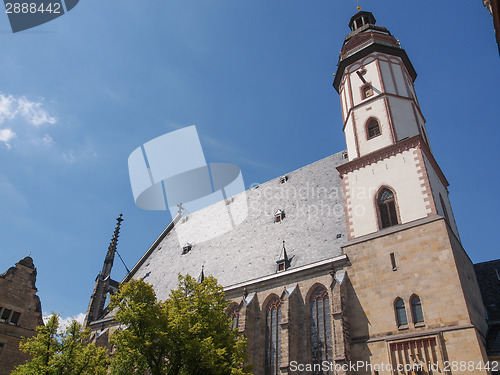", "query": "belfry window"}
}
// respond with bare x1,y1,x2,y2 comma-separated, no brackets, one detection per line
410,295,424,324
265,298,281,375
394,298,408,327
378,188,399,228
361,84,373,99
367,119,381,139
310,287,333,374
